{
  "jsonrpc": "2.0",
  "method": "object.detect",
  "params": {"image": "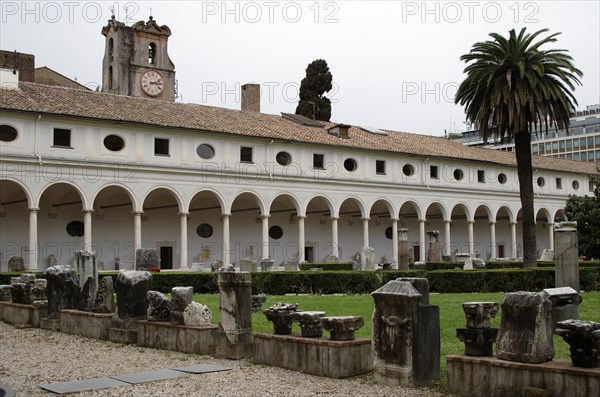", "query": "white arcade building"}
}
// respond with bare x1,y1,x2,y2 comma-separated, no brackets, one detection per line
0,17,597,272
